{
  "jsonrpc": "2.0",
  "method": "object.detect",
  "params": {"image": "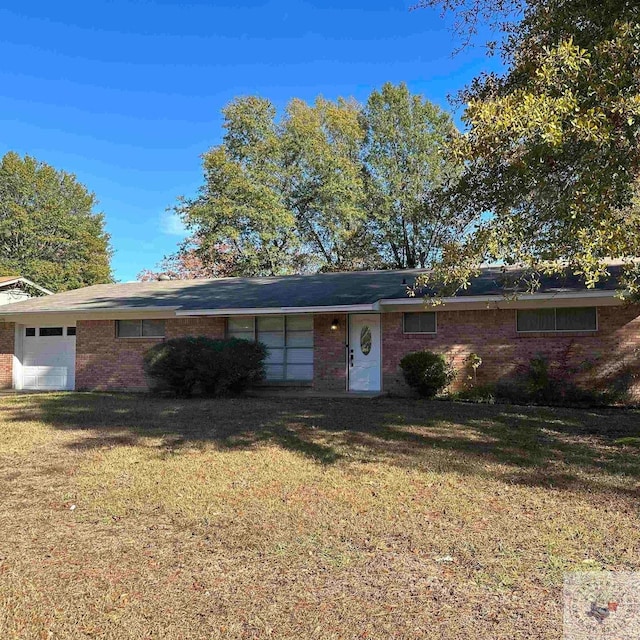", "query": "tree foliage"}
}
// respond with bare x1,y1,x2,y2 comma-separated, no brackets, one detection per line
158,84,462,278
0,151,113,291
137,237,239,281
363,82,464,268
414,0,640,293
